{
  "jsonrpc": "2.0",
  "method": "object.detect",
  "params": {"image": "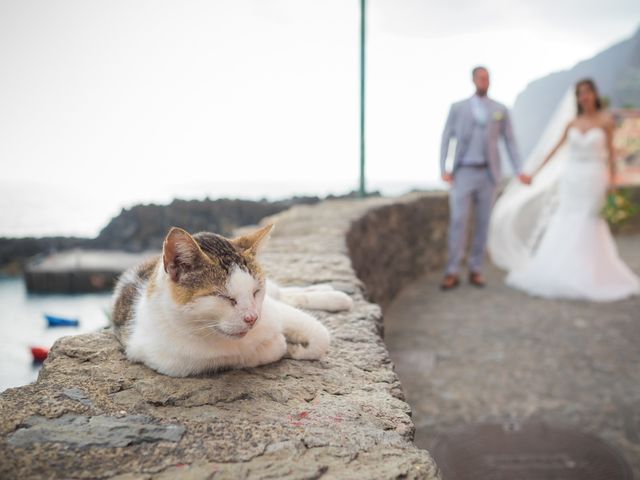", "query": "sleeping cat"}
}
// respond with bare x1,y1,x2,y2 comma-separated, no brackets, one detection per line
111,224,352,377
